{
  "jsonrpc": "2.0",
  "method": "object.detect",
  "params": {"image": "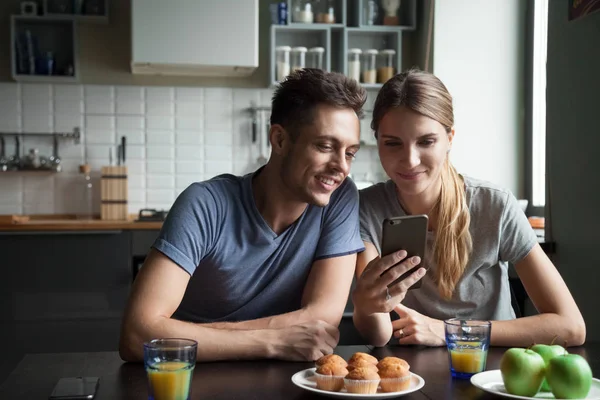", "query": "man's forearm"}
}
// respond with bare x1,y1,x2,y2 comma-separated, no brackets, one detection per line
203,306,335,330
120,316,274,362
